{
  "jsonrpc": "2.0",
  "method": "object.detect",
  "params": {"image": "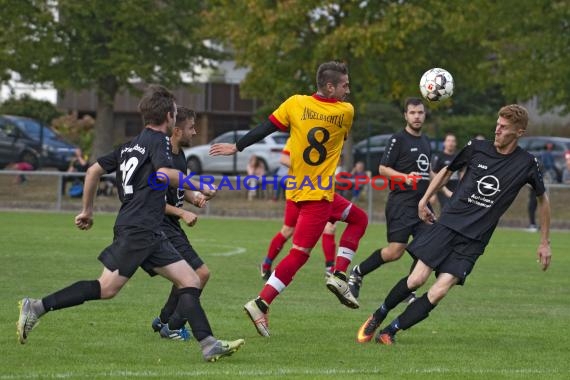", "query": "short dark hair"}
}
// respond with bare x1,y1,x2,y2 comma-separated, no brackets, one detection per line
138,84,176,126
175,107,196,127
316,61,348,90
403,97,425,112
